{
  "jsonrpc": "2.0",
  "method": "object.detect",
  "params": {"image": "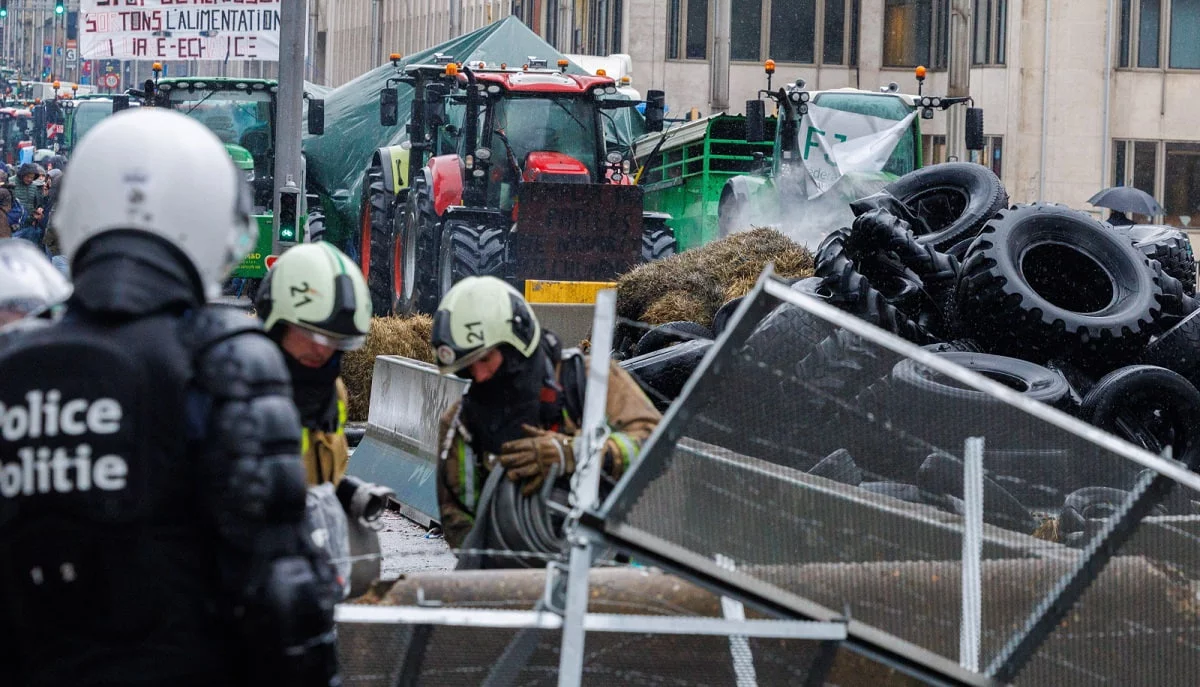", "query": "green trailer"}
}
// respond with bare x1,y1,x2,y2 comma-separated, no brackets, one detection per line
635,66,983,250
633,114,775,251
